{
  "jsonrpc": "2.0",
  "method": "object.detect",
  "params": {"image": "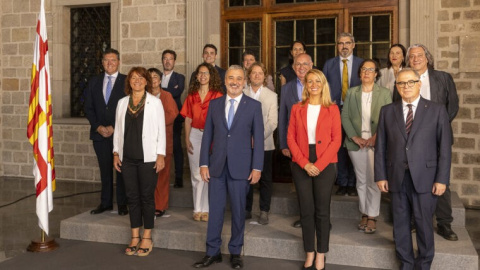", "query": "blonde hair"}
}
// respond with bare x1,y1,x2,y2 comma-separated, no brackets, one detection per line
301,69,335,107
